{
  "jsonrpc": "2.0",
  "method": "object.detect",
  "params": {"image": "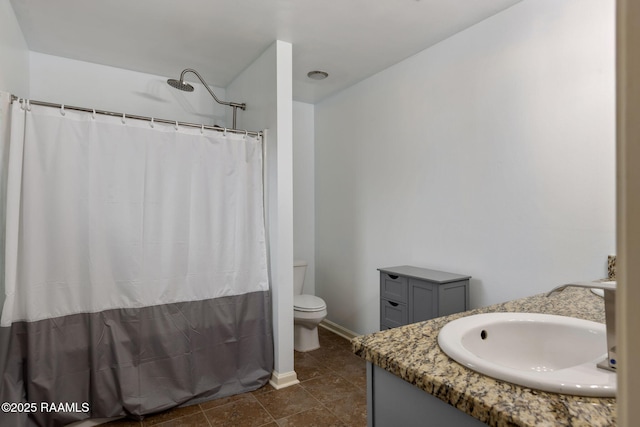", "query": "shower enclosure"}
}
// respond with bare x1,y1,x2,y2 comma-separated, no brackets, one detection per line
0,91,273,426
